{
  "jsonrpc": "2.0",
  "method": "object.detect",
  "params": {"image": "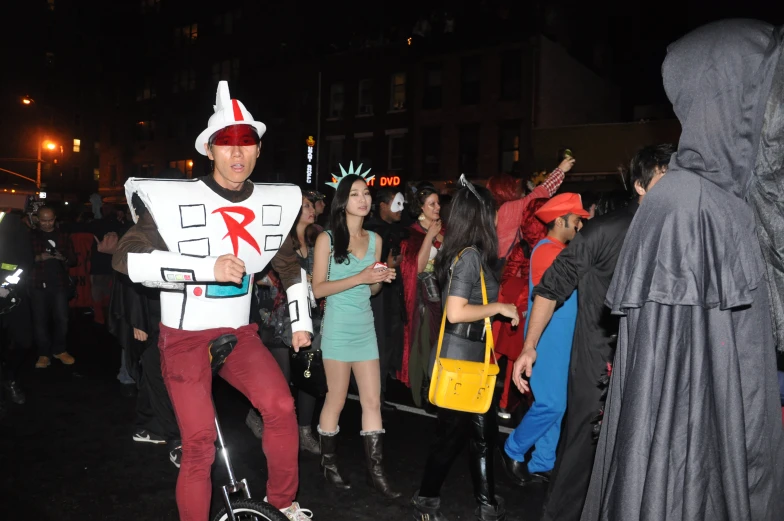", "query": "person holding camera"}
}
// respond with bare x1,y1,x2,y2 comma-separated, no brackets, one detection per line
30,206,77,369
